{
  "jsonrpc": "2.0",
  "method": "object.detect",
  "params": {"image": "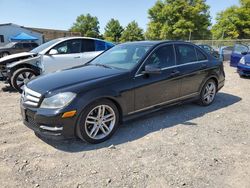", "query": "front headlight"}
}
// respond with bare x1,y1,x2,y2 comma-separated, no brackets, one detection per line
239,57,246,65
40,92,76,109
